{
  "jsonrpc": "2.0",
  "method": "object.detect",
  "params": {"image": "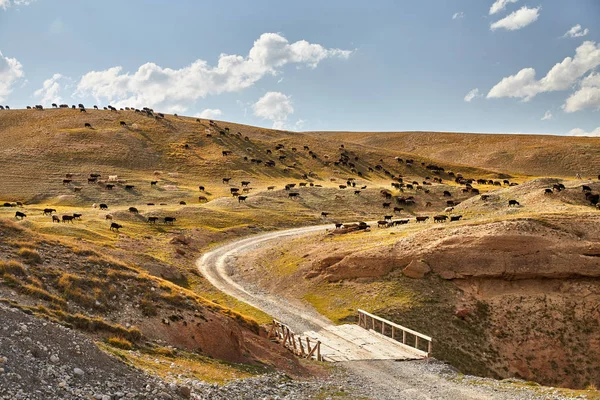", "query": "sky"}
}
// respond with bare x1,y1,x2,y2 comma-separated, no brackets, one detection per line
0,0,599,136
